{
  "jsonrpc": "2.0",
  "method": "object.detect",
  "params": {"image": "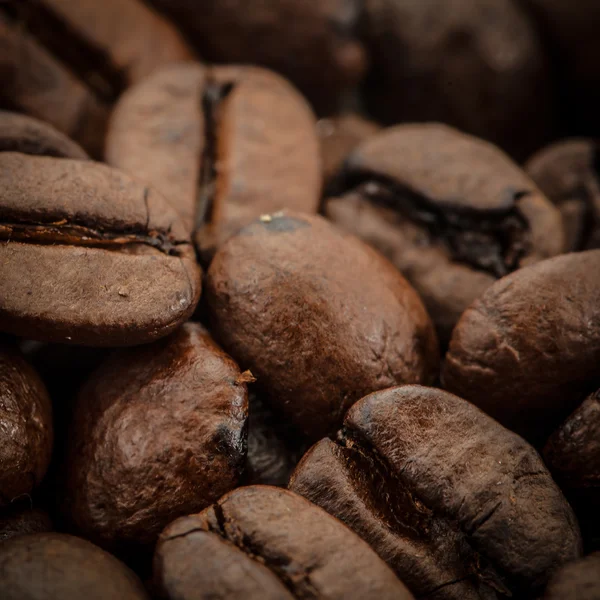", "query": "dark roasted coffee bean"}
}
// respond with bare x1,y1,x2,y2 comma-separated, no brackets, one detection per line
106,63,321,259
522,1,600,137
317,113,380,185
526,139,600,251
443,250,600,443
145,0,366,113
0,153,201,345
542,552,600,600
154,486,413,600
0,111,89,159
60,323,247,554
325,124,564,343
544,389,600,551
206,211,438,440
0,502,52,544
361,0,553,159
290,385,582,599
0,533,149,599
0,0,193,156
0,342,53,508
